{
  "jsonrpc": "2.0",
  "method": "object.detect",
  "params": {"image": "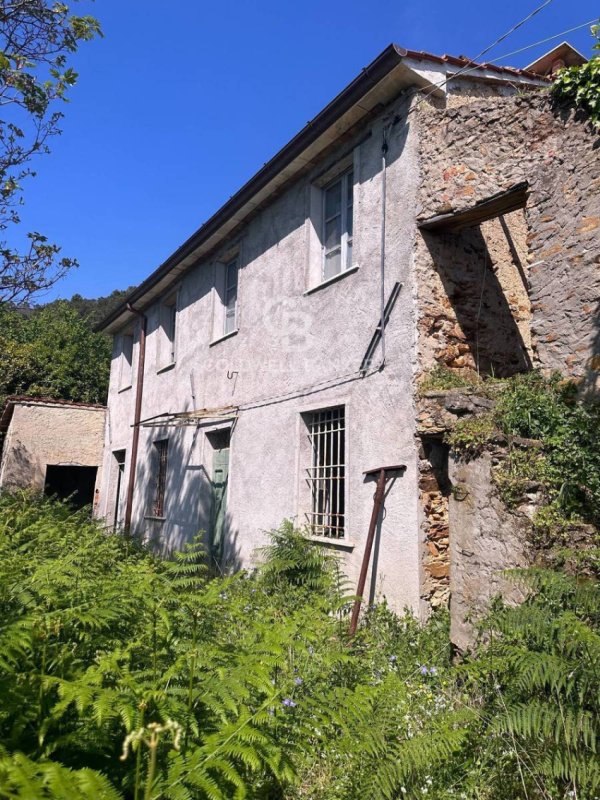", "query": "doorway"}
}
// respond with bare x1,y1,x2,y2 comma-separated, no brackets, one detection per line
112,450,126,530
207,428,231,570
44,465,98,509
